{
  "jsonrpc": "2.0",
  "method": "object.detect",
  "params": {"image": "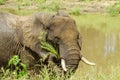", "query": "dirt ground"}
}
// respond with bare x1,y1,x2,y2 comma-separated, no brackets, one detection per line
64,0,119,13
0,0,119,13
